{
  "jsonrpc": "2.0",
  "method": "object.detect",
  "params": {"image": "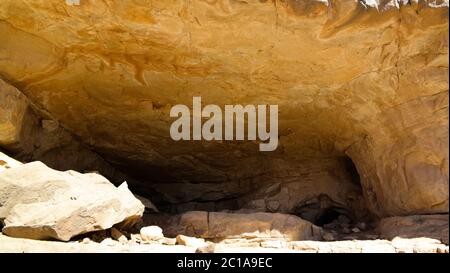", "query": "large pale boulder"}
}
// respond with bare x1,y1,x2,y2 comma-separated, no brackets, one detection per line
0,161,144,241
